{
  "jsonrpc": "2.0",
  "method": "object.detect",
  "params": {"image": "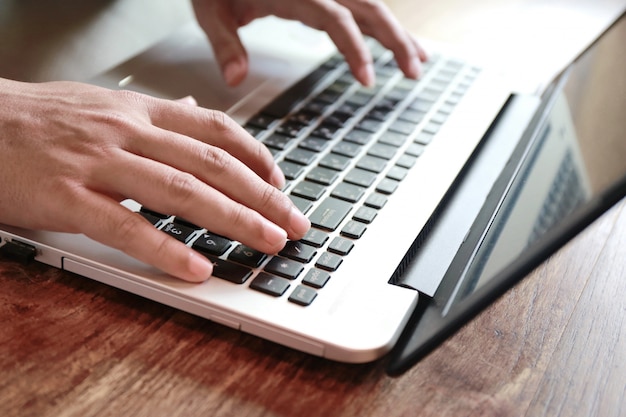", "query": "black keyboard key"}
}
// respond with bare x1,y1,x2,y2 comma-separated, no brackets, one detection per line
356,155,387,173
228,244,267,267
356,118,384,133
193,232,232,256
204,255,252,284
345,91,374,107
409,98,435,113
332,141,362,158
250,273,291,296
263,133,294,150
279,241,317,263
386,166,409,181
262,65,330,118
288,285,318,306
396,154,418,169
344,129,374,145
285,148,317,165
324,110,353,127
331,182,366,203
423,121,442,135
299,137,329,152
376,178,400,195
367,107,392,122
302,268,331,288
417,88,442,102
368,142,397,160
364,193,388,209
302,99,332,115
311,124,341,140
308,197,353,231
291,181,326,201
317,88,343,104
385,88,408,102
405,143,426,157
315,252,343,271
276,121,308,138
353,206,378,224
341,220,367,239
301,228,329,248
388,120,417,135
162,222,196,243
173,217,201,229
415,131,435,145
138,211,162,226
398,108,426,124
140,207,169,219
344,168,377,187
378,130,409,147
278,160,305,180
395,78,419,91
247,114,279,129
288,195,314,215
306,166,340,185
289,110,319,126
264,256,304,279
318,153,351,171
328,236,354,255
